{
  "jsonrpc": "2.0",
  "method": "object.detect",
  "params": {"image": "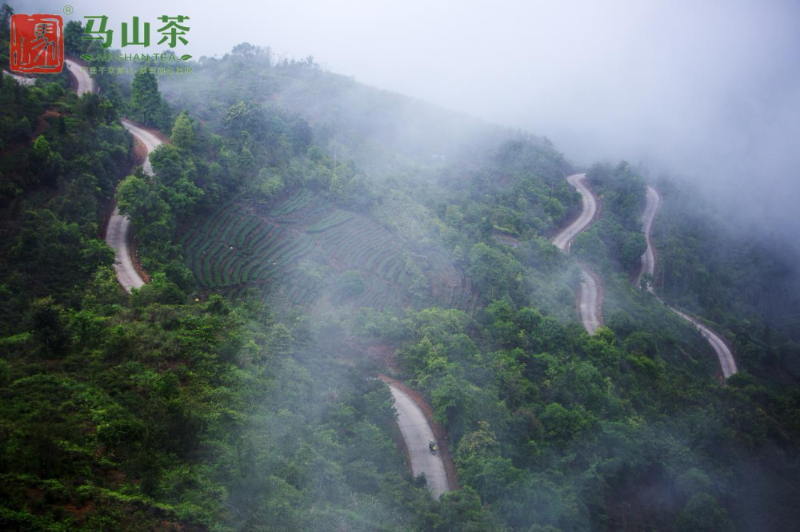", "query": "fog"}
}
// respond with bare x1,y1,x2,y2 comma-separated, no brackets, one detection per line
26,0,800,249
7,2,800,523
